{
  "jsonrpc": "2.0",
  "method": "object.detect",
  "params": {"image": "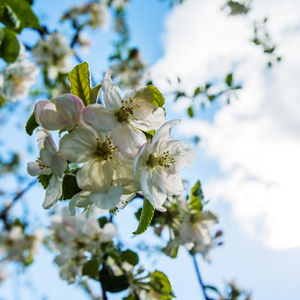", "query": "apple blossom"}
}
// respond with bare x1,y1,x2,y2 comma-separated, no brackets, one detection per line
34,94,84,131
82,72,166,158
27,129,67,208
0,57,39,102
133,120,196,211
